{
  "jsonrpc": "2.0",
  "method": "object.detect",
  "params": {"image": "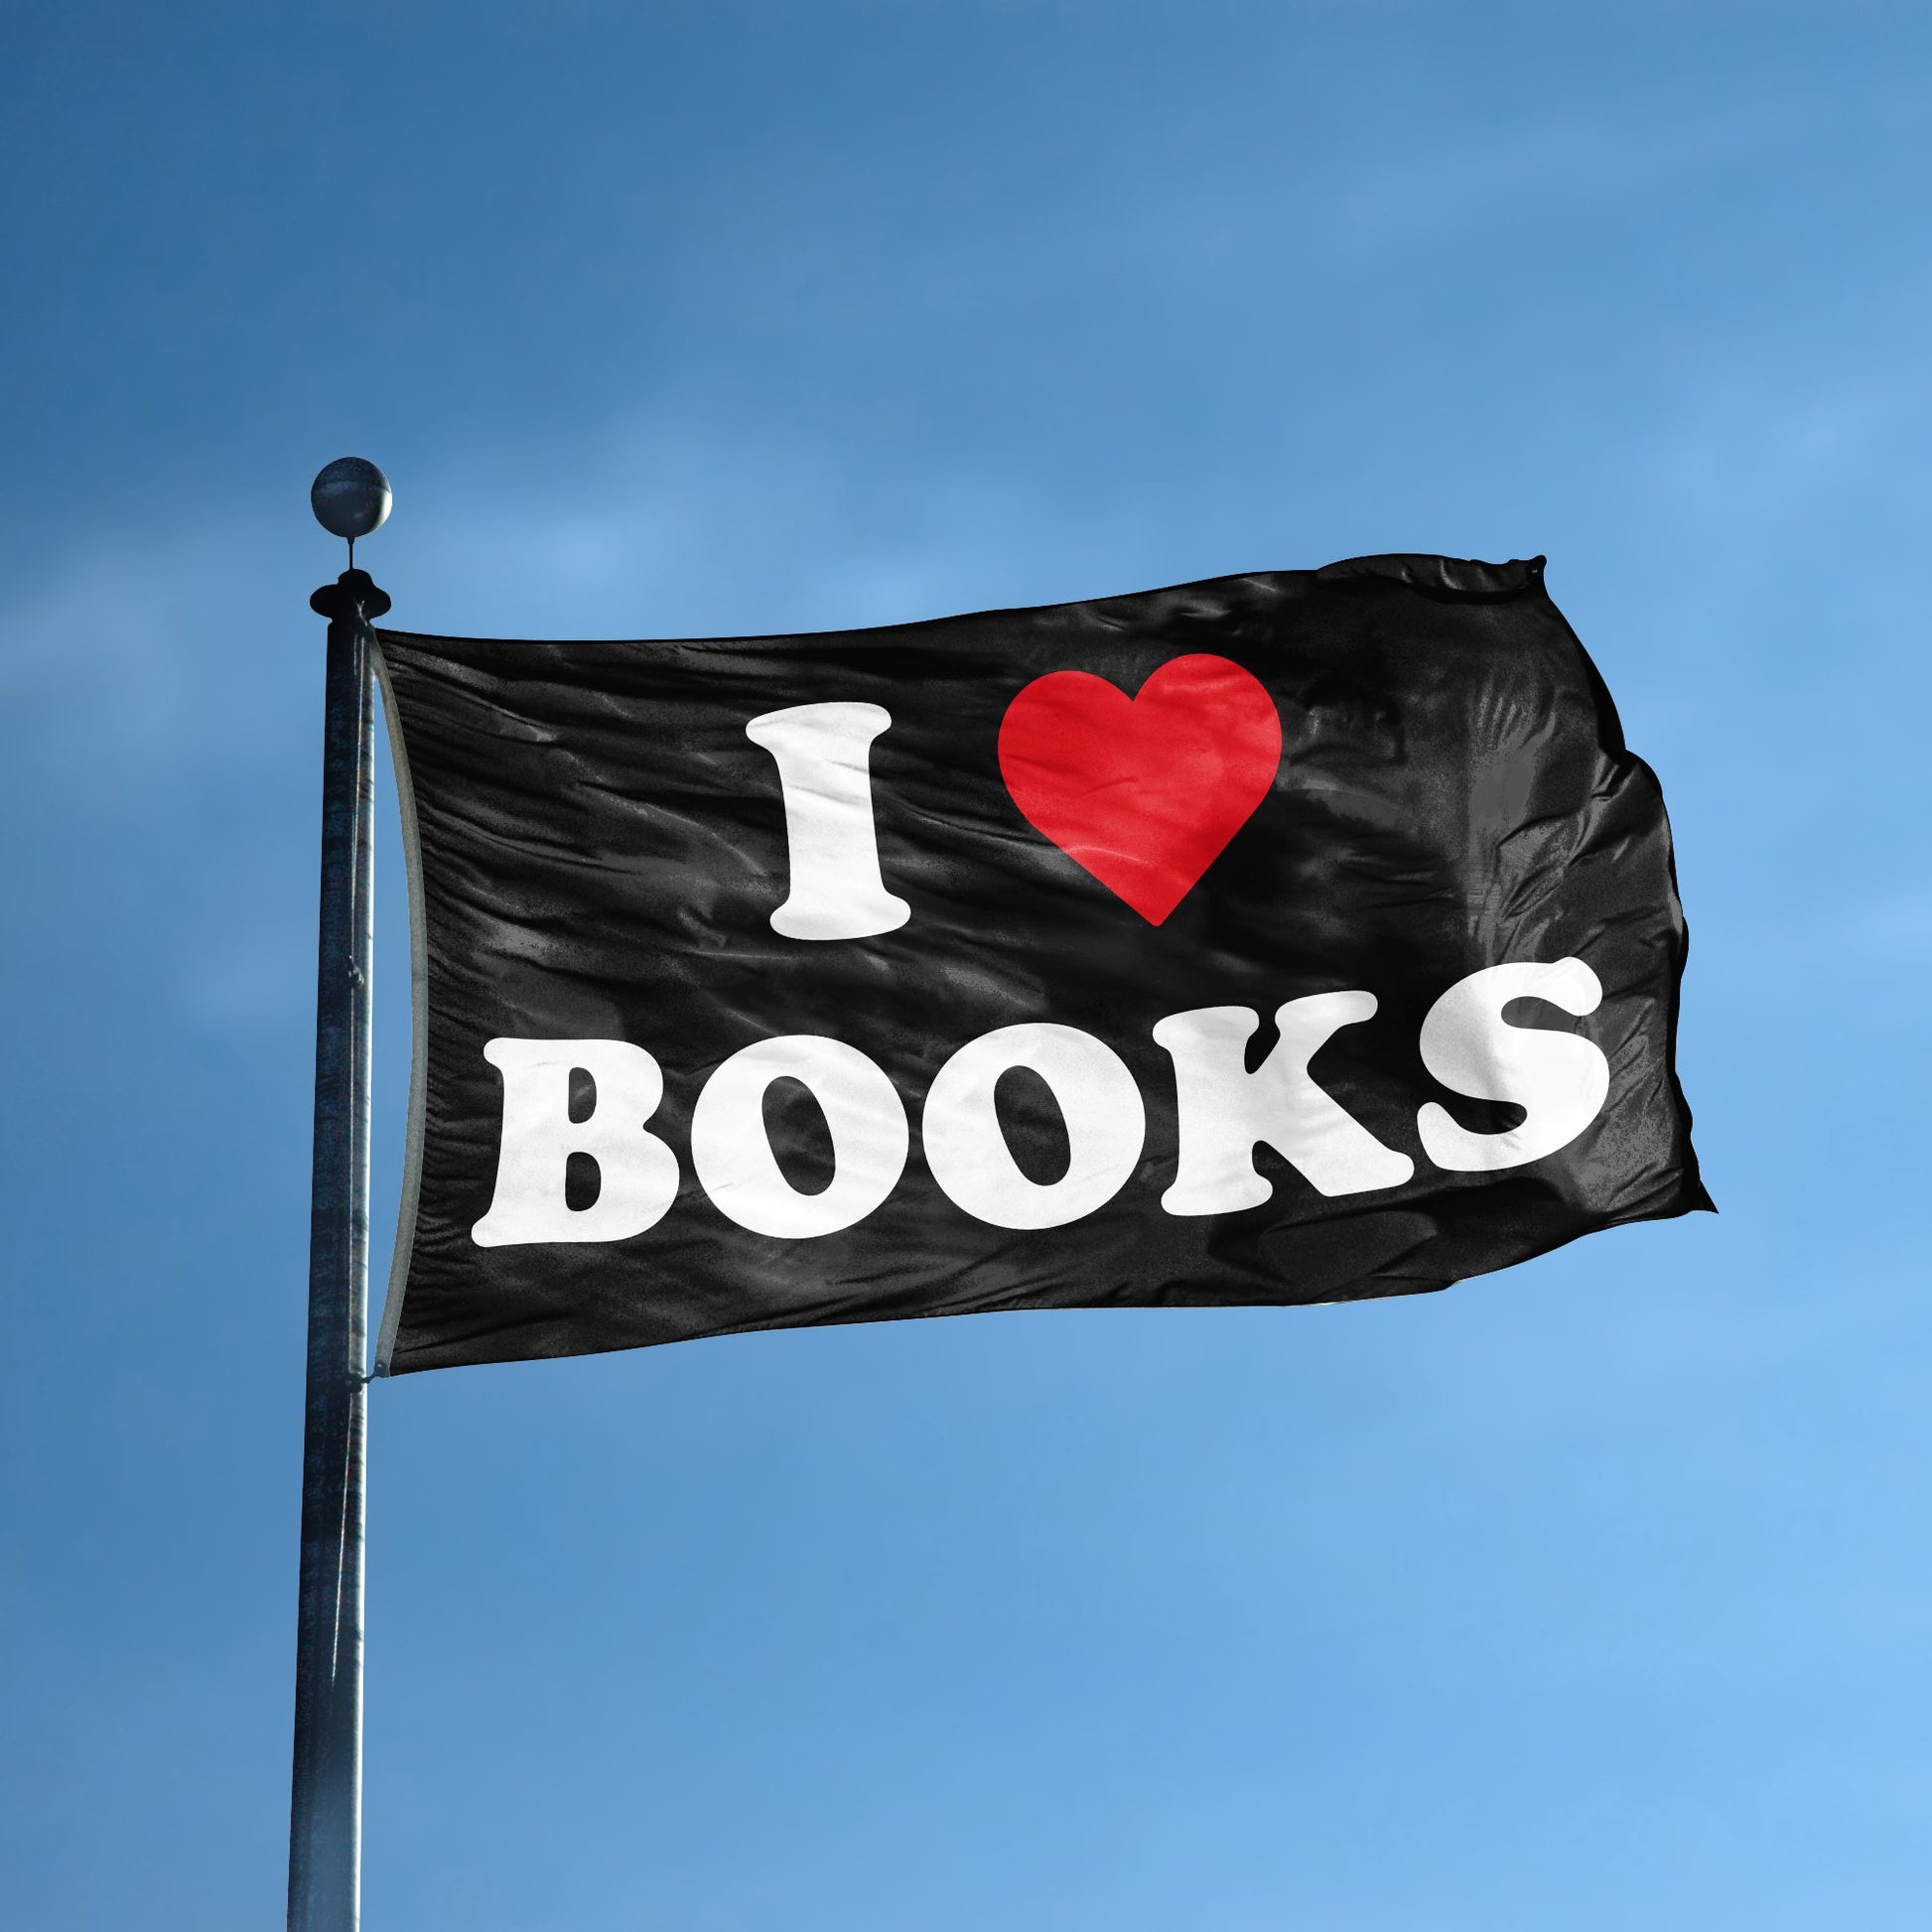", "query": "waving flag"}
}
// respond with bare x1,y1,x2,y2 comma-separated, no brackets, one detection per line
370,553,1707,1374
